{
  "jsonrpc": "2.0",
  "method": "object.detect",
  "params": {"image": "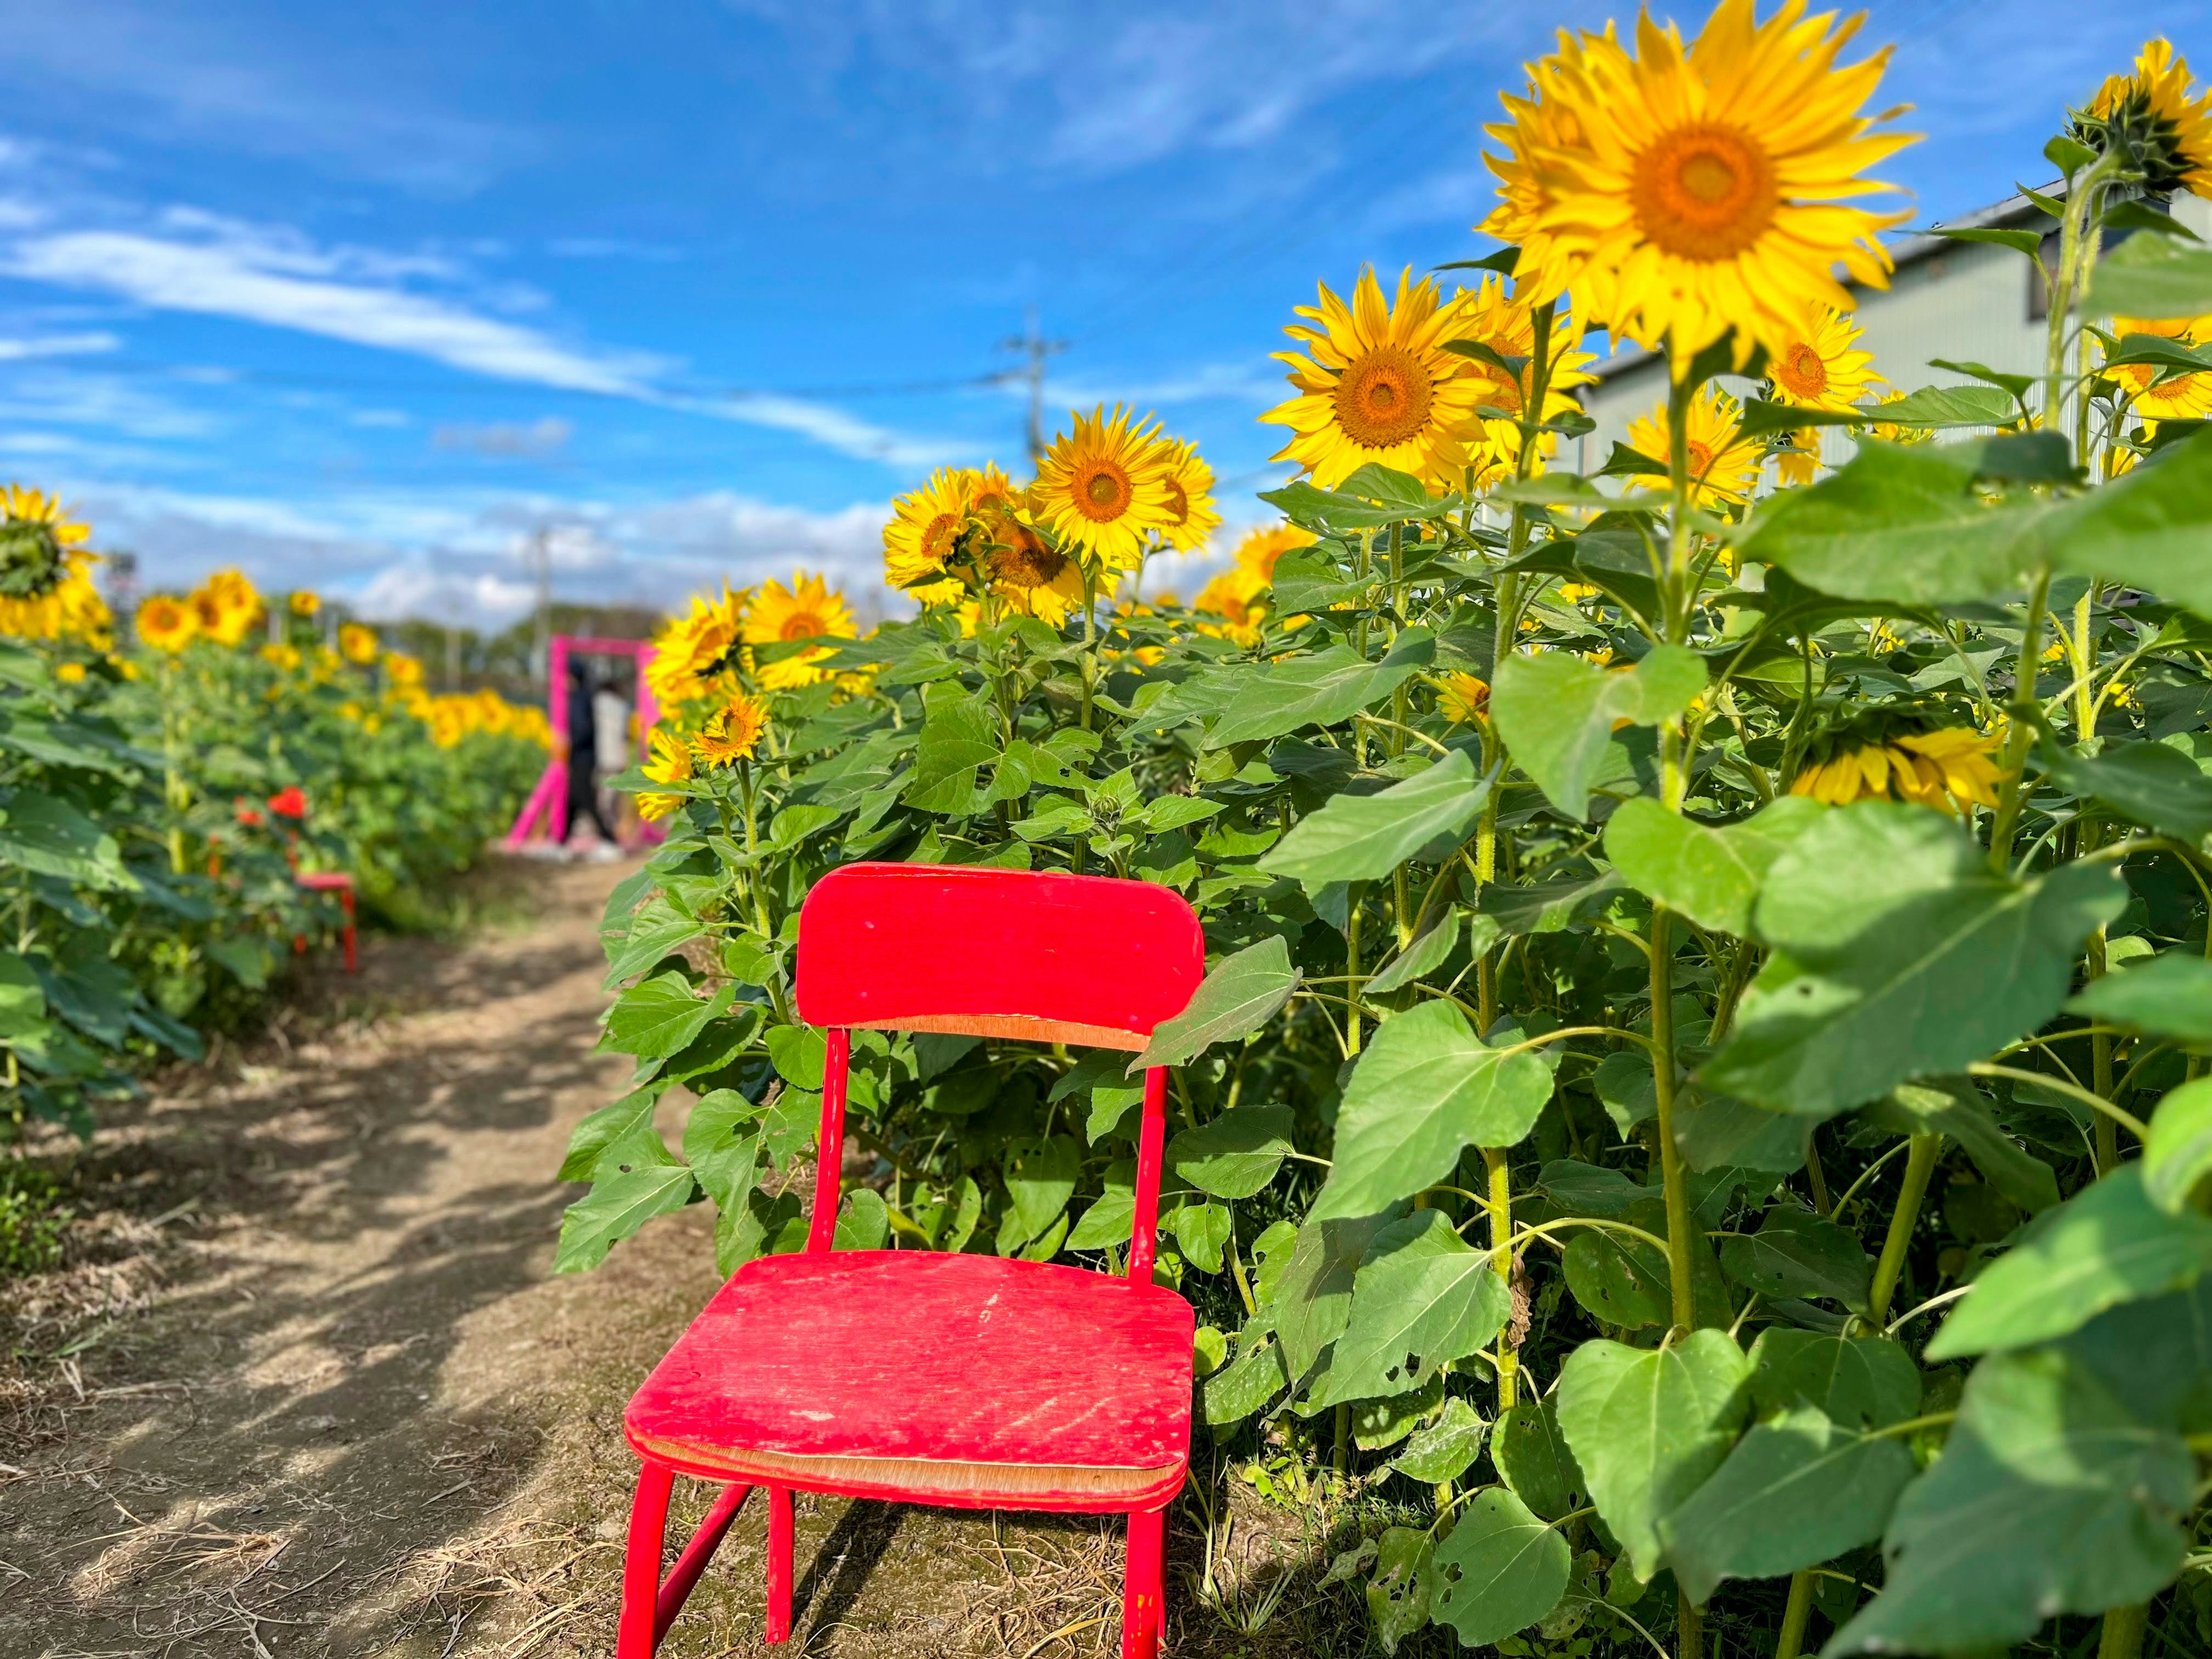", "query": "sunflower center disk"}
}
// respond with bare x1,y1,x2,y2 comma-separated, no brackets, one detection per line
779,615,821,641
1080,464,1131,519
1632,123,1778,262
1776,342,1829,400
1335,346,1434,448
1685,440,1715,475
